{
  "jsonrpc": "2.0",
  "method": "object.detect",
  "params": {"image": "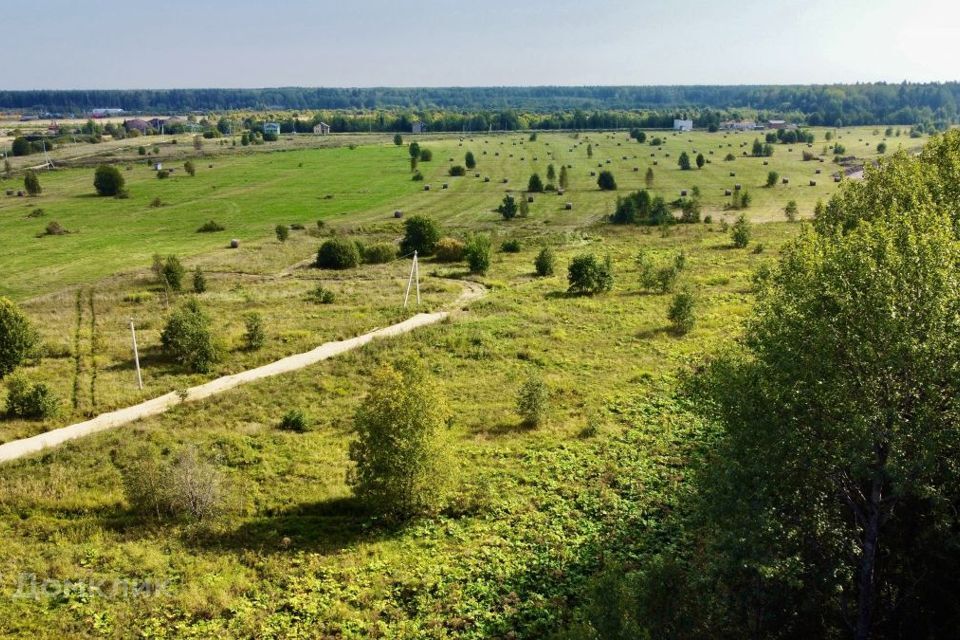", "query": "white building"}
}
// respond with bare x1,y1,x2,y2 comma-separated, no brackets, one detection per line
313,122,331,135
673,119,694,132
411,120,426,134
263,122,281,136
